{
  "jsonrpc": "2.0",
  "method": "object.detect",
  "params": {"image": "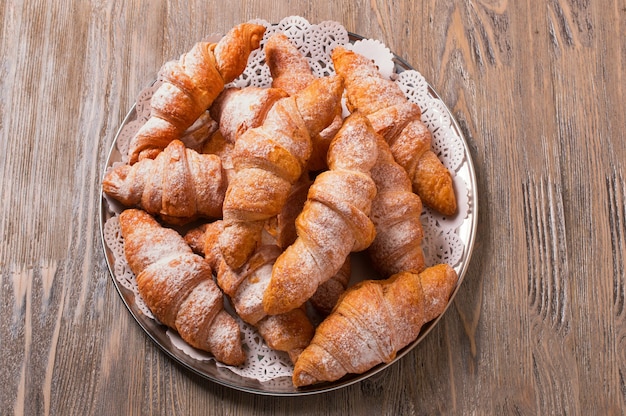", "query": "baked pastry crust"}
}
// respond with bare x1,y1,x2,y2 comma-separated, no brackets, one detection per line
292,264,458,387
119,209,245,366
128,23,265,164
